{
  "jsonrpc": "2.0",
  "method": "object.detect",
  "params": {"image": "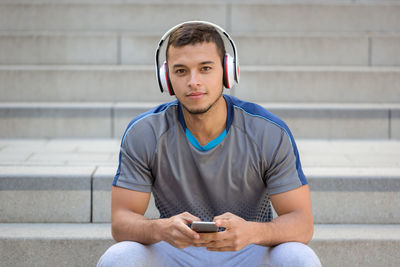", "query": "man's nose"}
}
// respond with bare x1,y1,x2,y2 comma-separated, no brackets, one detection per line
188,71,201,88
